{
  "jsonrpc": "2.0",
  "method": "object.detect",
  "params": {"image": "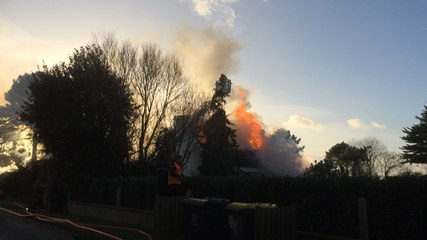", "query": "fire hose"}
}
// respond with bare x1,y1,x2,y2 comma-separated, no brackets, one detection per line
0,203,153,240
